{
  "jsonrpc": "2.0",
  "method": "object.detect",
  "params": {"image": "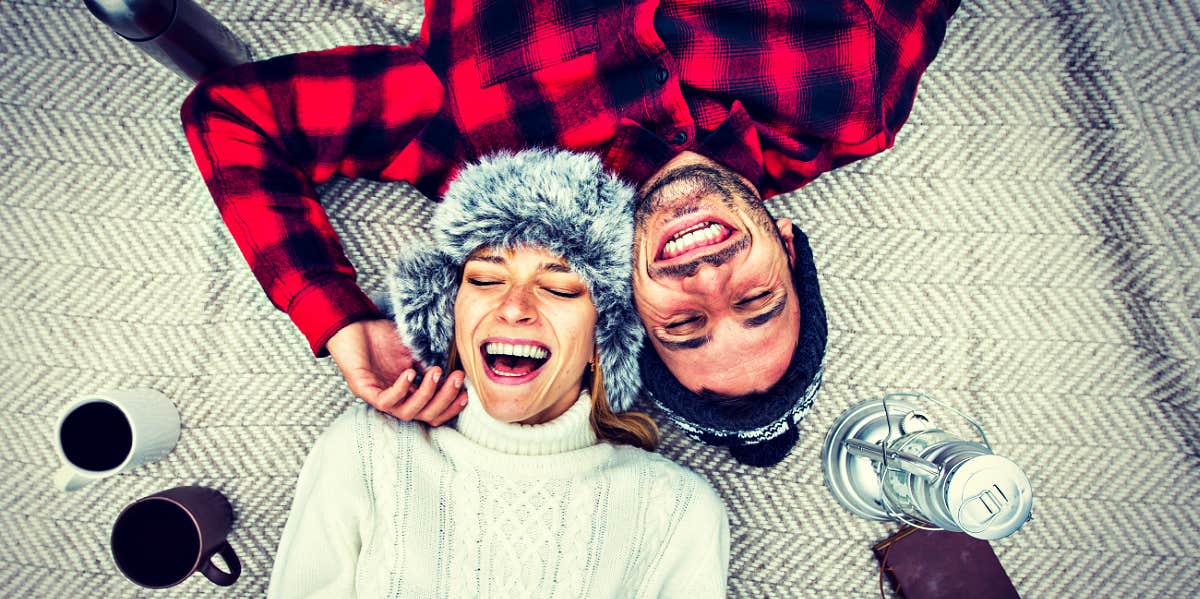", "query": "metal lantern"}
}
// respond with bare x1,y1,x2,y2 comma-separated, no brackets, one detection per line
821,393,1033,540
